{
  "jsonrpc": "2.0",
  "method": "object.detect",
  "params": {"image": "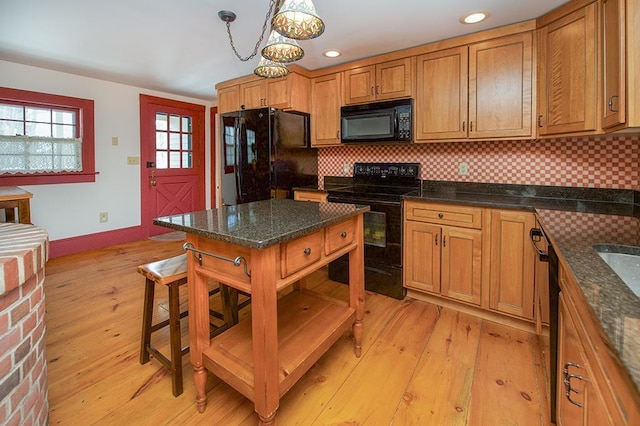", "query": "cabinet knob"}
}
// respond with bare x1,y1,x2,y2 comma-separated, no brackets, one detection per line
340,231,347,238
304,247,311,255
438,213,444,219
